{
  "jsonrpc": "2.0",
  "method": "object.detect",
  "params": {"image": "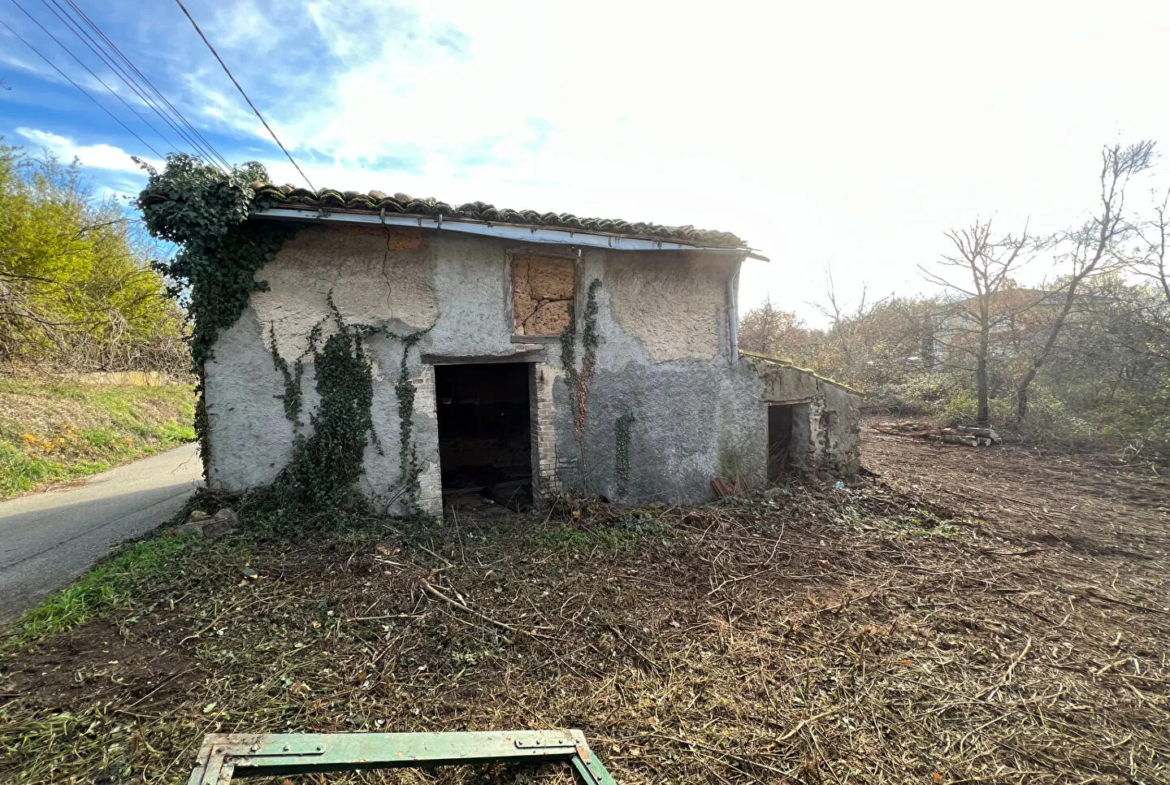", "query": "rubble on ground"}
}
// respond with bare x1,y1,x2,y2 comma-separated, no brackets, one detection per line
172,508,238,538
